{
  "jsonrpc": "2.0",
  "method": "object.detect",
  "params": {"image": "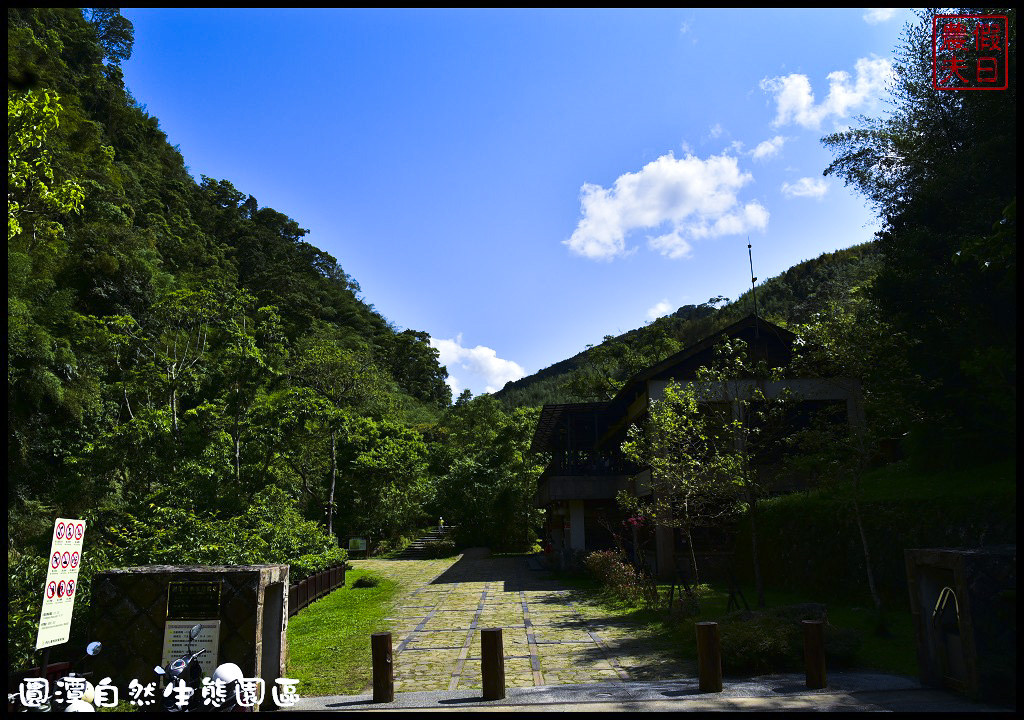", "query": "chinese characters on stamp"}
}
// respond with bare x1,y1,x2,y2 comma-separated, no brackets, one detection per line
933,14,1008,90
